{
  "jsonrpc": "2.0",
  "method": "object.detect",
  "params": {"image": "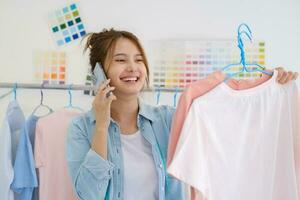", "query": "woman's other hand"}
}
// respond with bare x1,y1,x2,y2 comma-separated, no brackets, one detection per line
275,67,298,84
